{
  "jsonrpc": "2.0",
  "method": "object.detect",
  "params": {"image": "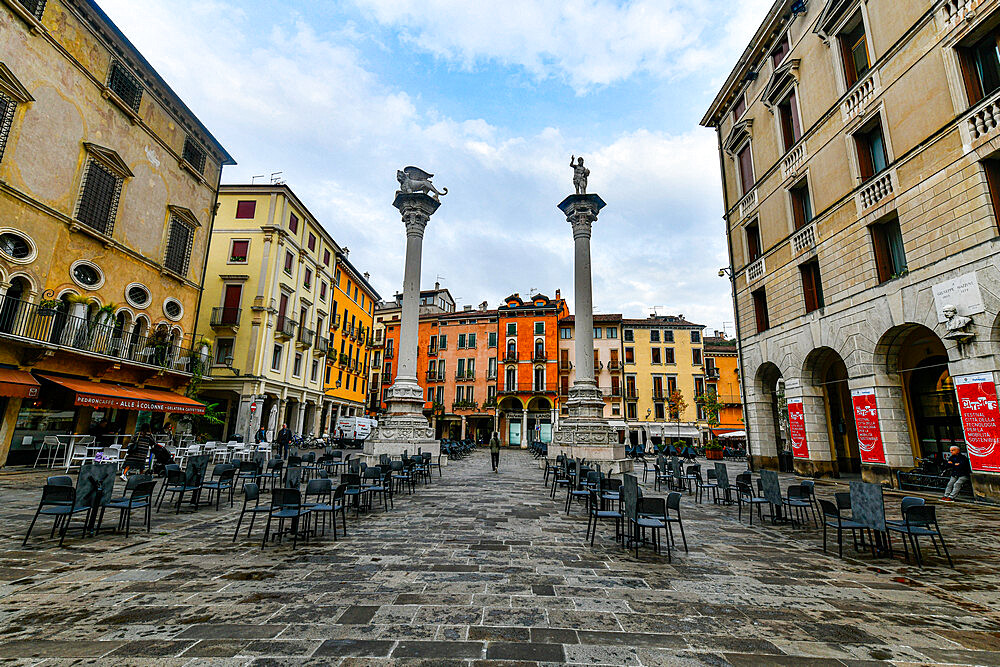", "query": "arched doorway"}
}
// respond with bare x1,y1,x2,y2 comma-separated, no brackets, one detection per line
751,362,785,468
878,324,961,467
498,396,524,446
526,396,552,445
803,347,860,476
0,277,29,333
